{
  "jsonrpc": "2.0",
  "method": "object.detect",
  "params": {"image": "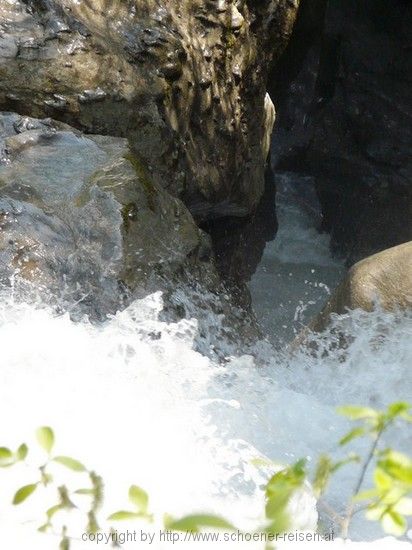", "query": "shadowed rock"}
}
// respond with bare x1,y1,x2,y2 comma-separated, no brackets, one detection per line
269,0,412,264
